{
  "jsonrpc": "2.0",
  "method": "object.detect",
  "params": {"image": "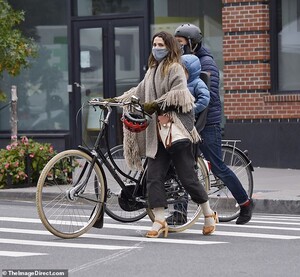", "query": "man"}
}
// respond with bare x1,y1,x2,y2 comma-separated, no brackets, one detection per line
172,23,254,225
